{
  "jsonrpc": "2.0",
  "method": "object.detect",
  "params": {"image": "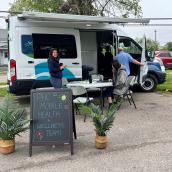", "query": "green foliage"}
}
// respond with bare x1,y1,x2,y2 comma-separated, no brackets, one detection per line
60,0,142,17
59,0,97,15
10,0,141,17
163,42,172,51
79,102,121,136
10,0,63,13
136,37,160,55
0,94,29,140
